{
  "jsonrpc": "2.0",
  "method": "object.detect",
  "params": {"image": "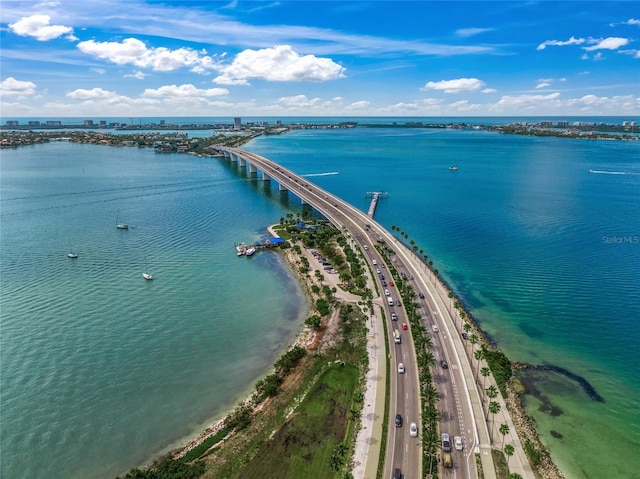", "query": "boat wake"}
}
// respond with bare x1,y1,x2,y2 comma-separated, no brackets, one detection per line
301,171,339,177
589,169,640,176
